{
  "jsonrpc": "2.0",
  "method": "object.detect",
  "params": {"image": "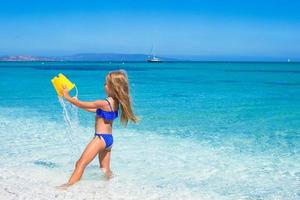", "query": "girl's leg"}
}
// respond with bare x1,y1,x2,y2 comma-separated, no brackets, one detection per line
98,149,112,178
66,137,106,186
